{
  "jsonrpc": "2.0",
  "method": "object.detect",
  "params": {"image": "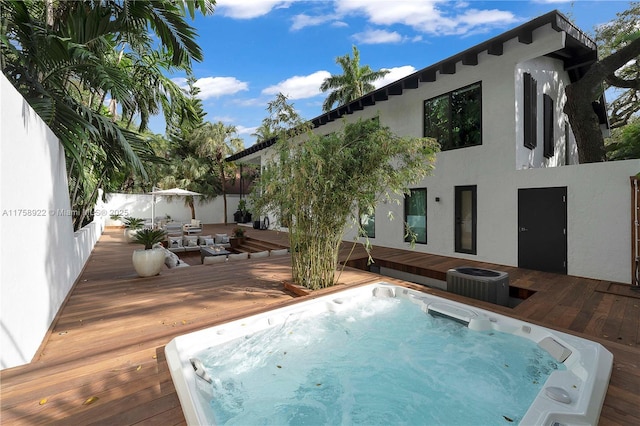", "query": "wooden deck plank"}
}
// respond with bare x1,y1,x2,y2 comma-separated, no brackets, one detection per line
1,225,639,425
